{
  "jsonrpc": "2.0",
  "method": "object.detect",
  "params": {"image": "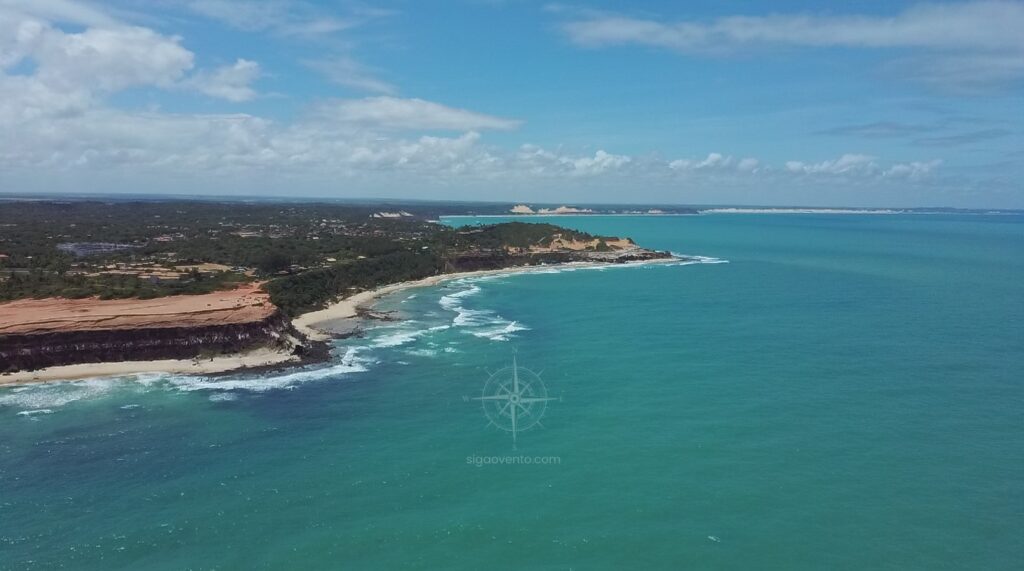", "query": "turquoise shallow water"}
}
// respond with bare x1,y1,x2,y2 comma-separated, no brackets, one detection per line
2,214,1022,570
